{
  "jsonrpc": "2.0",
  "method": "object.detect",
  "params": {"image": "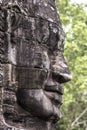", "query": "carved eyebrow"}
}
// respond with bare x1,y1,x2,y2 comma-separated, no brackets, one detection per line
48,1,56,9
